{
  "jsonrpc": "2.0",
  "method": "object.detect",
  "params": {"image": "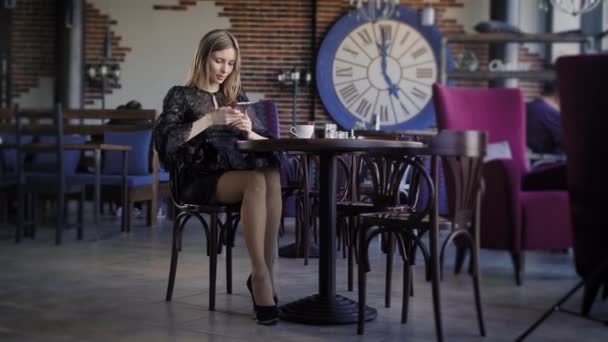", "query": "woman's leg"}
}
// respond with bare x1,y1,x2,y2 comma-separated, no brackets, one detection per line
216,170,274,306
262,169,282,295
